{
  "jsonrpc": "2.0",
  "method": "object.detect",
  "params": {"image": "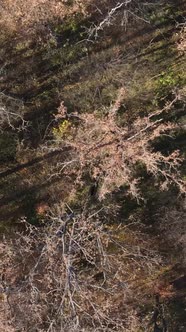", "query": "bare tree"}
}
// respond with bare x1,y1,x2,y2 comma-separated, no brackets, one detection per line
0,207,162,331
51,89,185,201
